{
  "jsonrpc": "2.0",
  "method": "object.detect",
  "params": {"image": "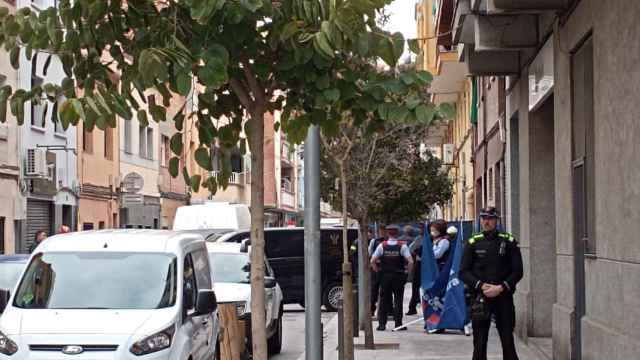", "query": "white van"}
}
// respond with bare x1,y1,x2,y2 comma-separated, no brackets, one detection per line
0,230,220,360
173,202,251,231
